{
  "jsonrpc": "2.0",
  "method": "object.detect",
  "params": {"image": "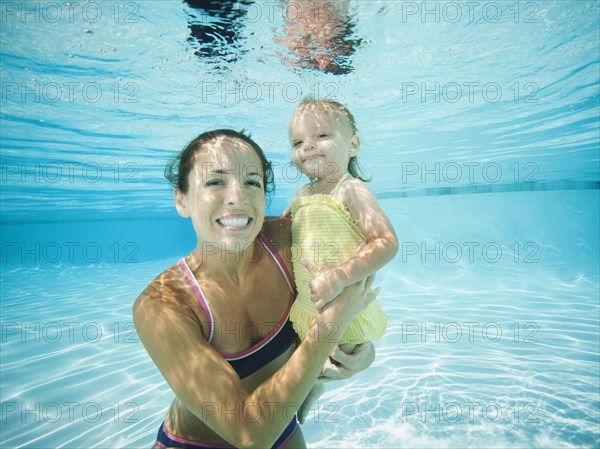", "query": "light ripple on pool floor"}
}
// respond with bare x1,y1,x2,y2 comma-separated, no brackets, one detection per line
1,256,599,448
